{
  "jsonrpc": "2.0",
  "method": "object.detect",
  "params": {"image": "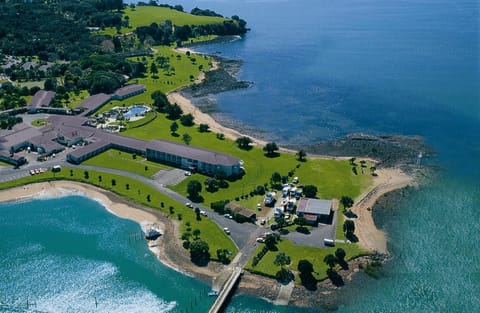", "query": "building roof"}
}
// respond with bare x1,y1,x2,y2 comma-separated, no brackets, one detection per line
114,84,145,97
226,202,256,218
297,198,332,216
147,139,241,166
75,93,111,115
28,90,56,109
0,124,42,149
